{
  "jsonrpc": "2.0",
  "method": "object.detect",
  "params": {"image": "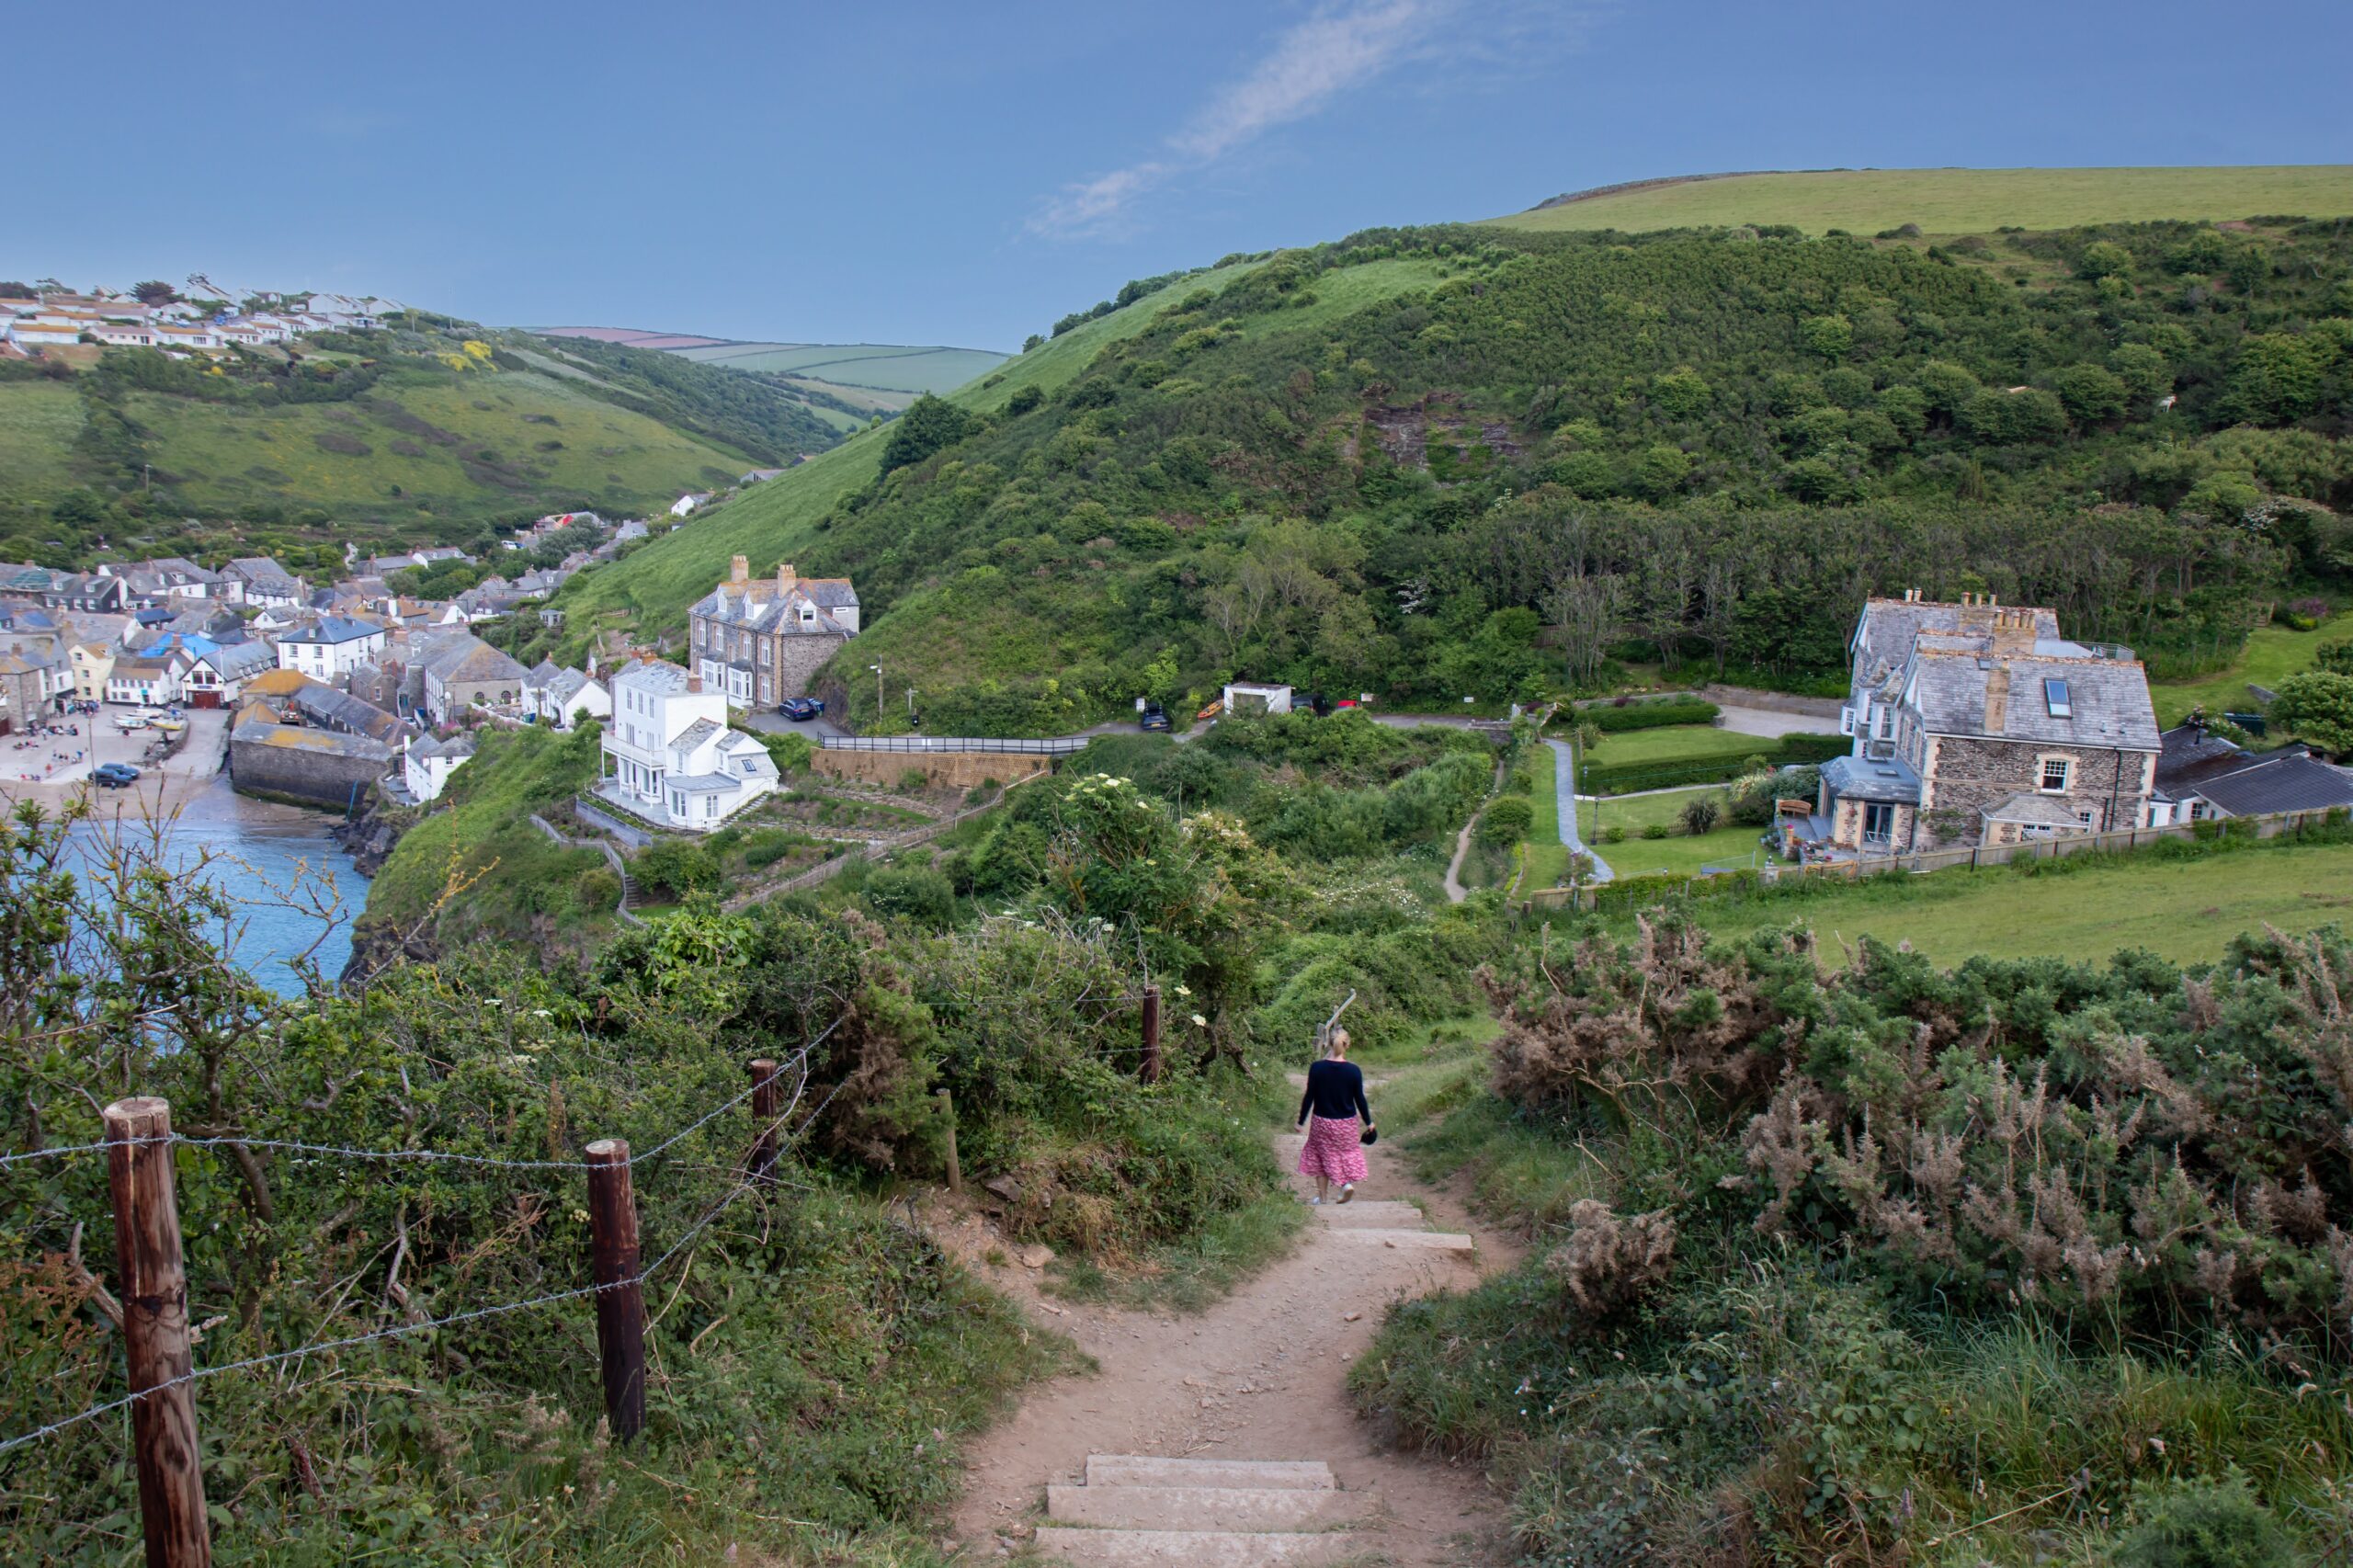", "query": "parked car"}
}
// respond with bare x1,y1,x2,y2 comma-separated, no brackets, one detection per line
777,697,824,721
93,763,140,789
1140,700,1170,733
